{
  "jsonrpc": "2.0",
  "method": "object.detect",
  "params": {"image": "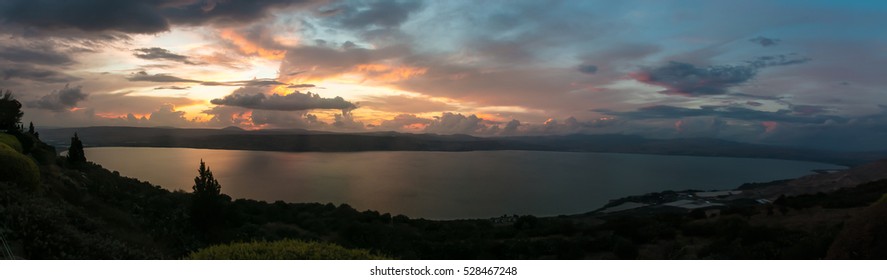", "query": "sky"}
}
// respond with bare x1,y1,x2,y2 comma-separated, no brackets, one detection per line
1,0,886,150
